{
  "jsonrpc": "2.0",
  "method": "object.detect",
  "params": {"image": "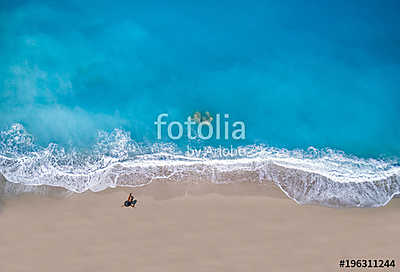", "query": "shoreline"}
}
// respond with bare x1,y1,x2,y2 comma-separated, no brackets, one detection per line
2,159,400,208
0,182,399,272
